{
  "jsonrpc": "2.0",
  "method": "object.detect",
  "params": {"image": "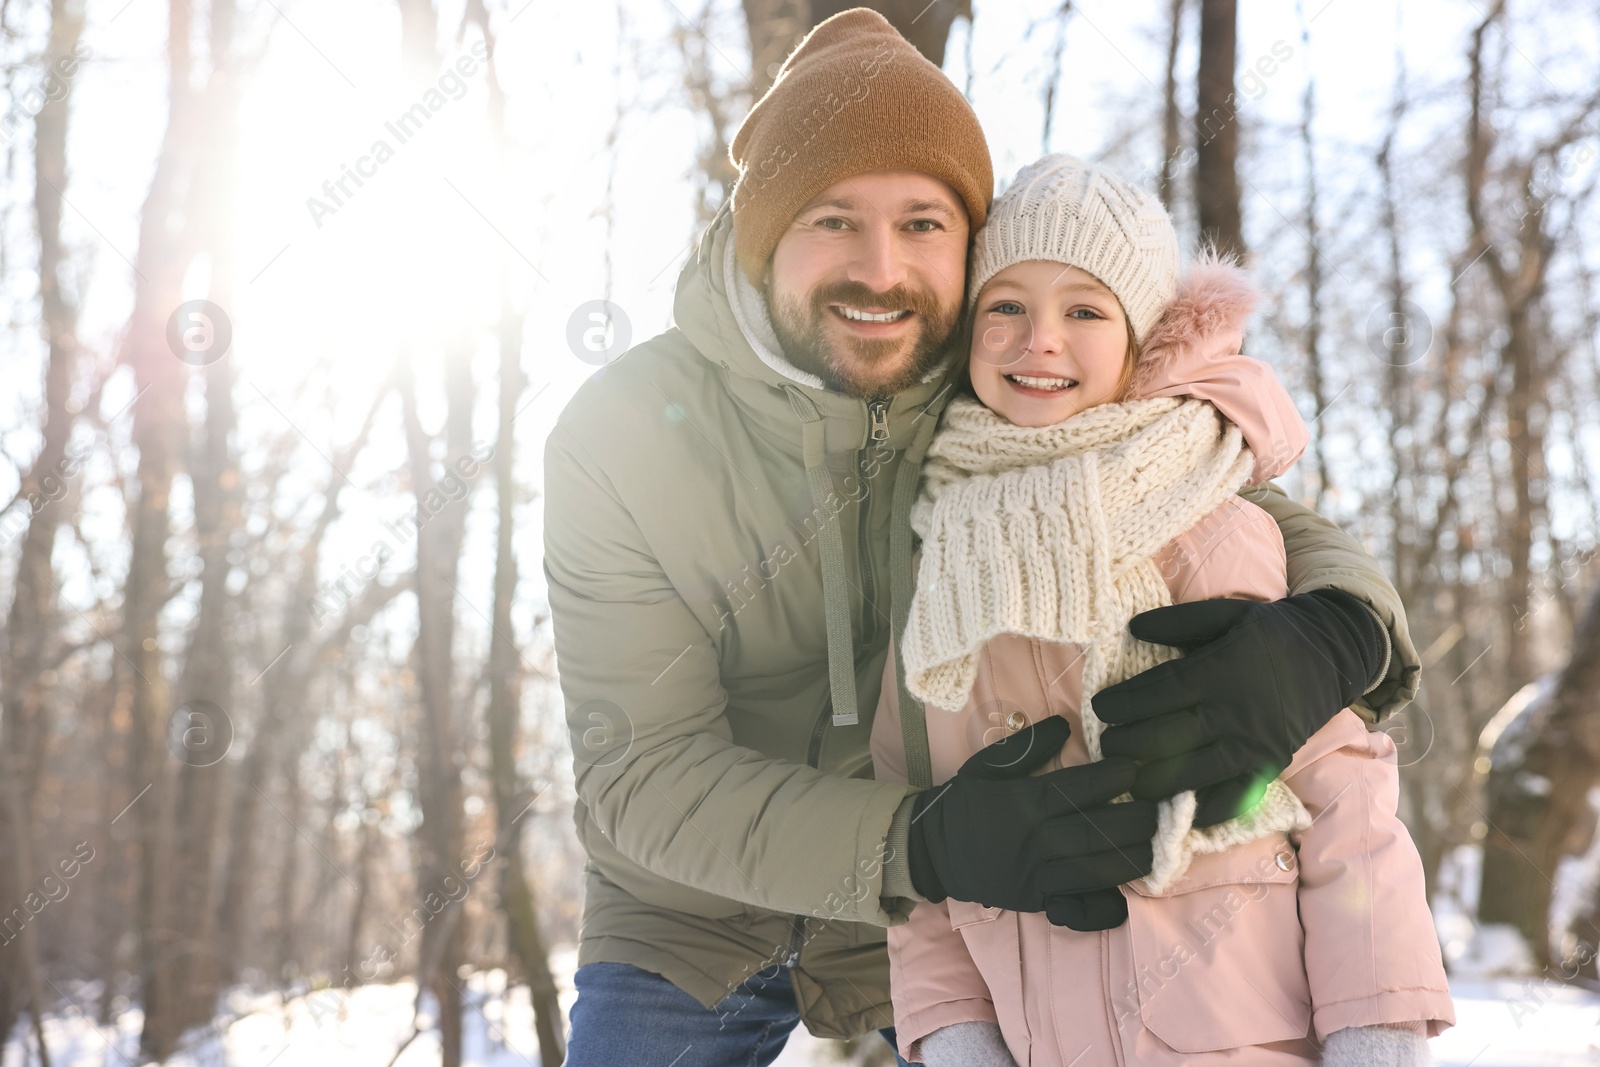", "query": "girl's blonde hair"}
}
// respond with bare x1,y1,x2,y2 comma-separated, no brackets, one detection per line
1111,318,1140,401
